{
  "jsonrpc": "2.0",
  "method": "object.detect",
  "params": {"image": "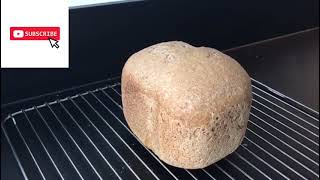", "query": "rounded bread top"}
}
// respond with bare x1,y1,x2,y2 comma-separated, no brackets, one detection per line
122,41,251,127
